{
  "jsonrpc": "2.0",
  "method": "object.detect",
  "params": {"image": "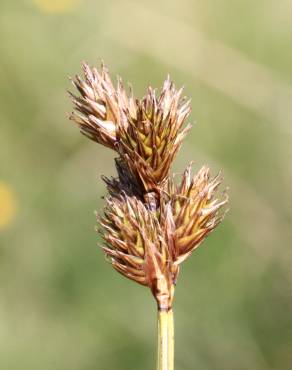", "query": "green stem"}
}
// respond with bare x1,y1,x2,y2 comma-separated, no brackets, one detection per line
157,309,174,370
